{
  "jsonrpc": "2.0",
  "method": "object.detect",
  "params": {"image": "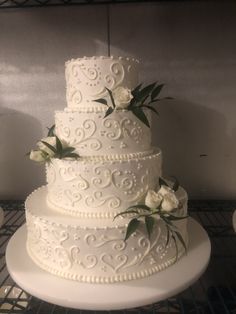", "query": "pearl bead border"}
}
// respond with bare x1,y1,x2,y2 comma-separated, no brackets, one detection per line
52,147,160,163
60,107,150,114
65,56,140,66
